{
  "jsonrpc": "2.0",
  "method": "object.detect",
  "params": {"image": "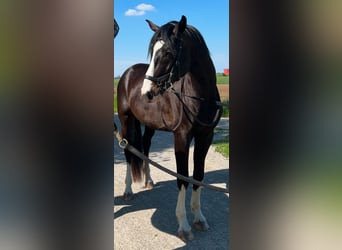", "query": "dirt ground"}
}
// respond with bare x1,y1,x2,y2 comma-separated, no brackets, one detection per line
217,84,229,100
114,116,229,250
